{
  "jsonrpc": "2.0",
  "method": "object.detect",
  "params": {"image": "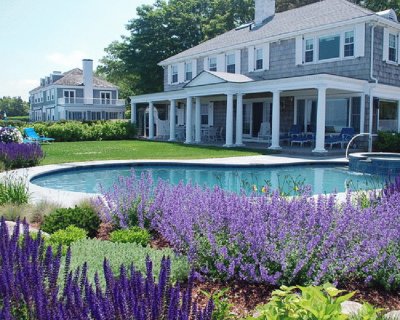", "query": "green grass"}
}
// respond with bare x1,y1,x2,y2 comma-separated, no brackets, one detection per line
41,140,266,165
